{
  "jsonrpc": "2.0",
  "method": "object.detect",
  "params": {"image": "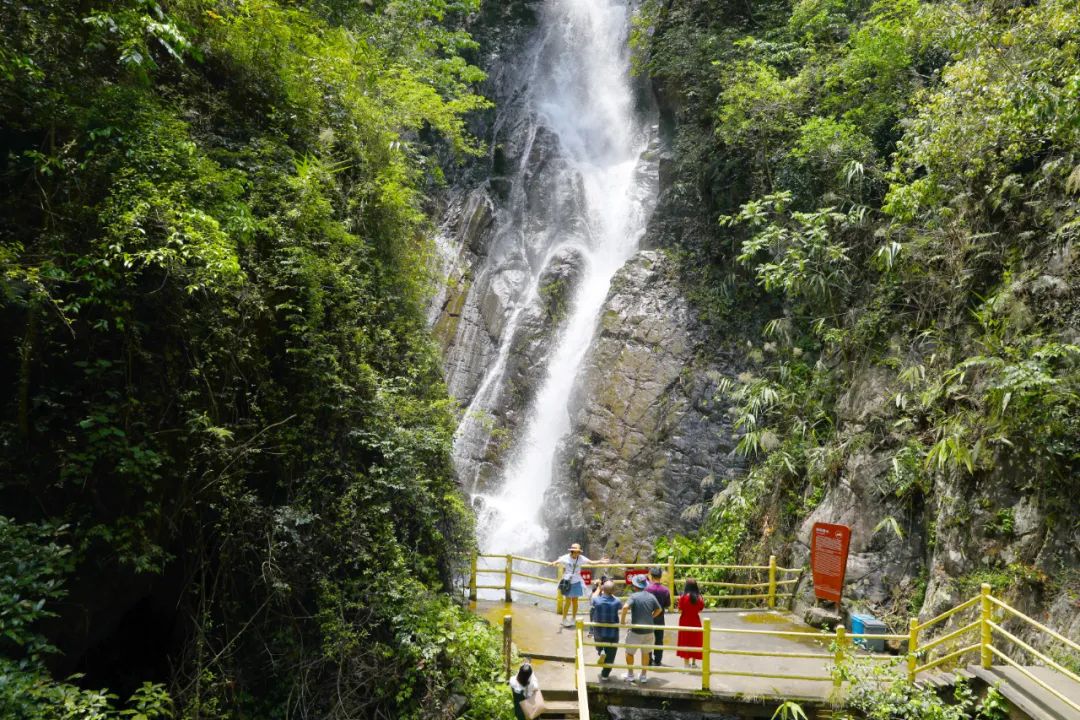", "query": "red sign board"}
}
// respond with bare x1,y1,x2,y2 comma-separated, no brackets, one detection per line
811,523,851,604
579,570,592,586
624,568,649,587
